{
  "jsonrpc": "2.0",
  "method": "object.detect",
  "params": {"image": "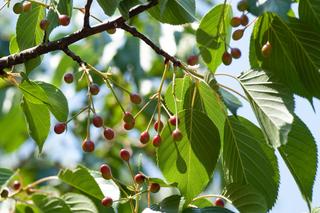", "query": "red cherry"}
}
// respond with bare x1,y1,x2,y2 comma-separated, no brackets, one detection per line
140,131,150,144
187,55,198,66
13,181,21,190
214,198,225,207
104,128,114,140
22,1,32,12
134,174,146,184
123,112,134,123
54,123,66,134
82,140,95,152
101,196,113,207
40,19,49,31
230,17,241,27
172,129,183,141
232,29,244,41
89,83,100,96
130,93,142,105
230,48,241,59
154,120,163,132
149,183,160,193
120,149,130,161
222,52,232,65
100,164,112,180
93,115,103,128
240,14,249,26
64,73,74,83
169,116,179,126
123,121,135,130
152,135,161,147
58,14,70,26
